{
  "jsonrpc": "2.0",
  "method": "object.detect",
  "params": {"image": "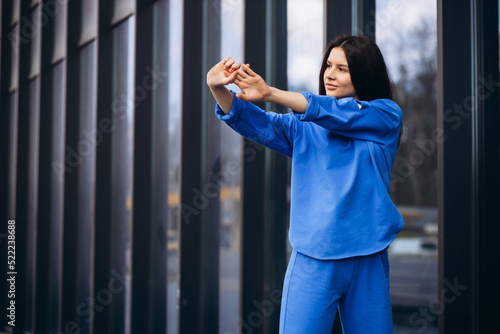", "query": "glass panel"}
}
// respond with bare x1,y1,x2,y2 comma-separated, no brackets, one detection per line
167,0,183,333
376,1,438,333
219,1,244,333
287,0,323,94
